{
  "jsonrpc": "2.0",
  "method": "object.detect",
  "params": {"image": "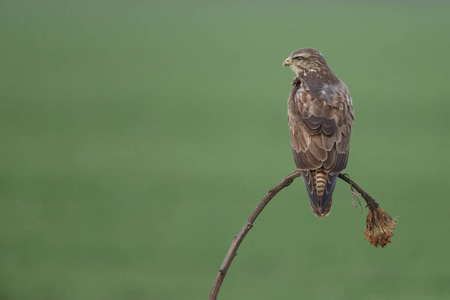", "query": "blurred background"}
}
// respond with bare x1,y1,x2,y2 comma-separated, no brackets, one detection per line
1,0,450,299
